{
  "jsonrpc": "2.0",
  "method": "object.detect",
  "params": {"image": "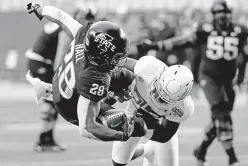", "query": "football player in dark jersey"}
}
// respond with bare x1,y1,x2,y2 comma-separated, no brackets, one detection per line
137,1,246,165
26,3,132,142
26,6,97,152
